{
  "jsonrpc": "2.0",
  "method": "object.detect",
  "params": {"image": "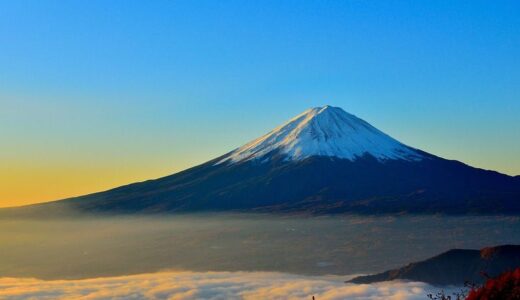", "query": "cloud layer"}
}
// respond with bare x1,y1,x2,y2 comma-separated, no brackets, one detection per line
0,271,443,300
